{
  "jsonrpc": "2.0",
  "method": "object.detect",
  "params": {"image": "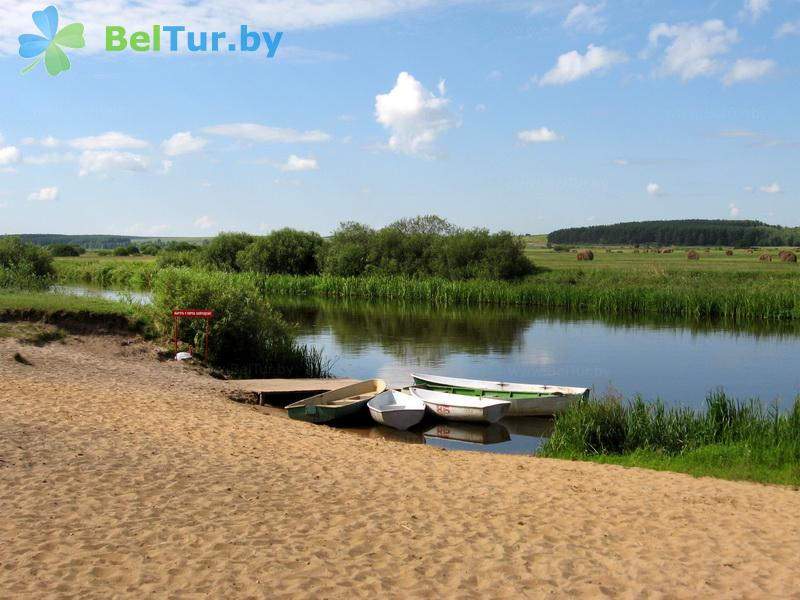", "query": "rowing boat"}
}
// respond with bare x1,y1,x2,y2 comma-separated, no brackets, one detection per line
367,389,426,430
411,373,588,417
410,387,510,423
286,379,386,423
